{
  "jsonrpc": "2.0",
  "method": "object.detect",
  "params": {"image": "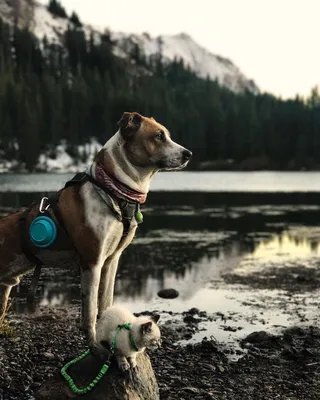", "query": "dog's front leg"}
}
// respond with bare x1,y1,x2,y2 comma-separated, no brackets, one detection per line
80,264,103,357
98,253,121,319
0,284,12,320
